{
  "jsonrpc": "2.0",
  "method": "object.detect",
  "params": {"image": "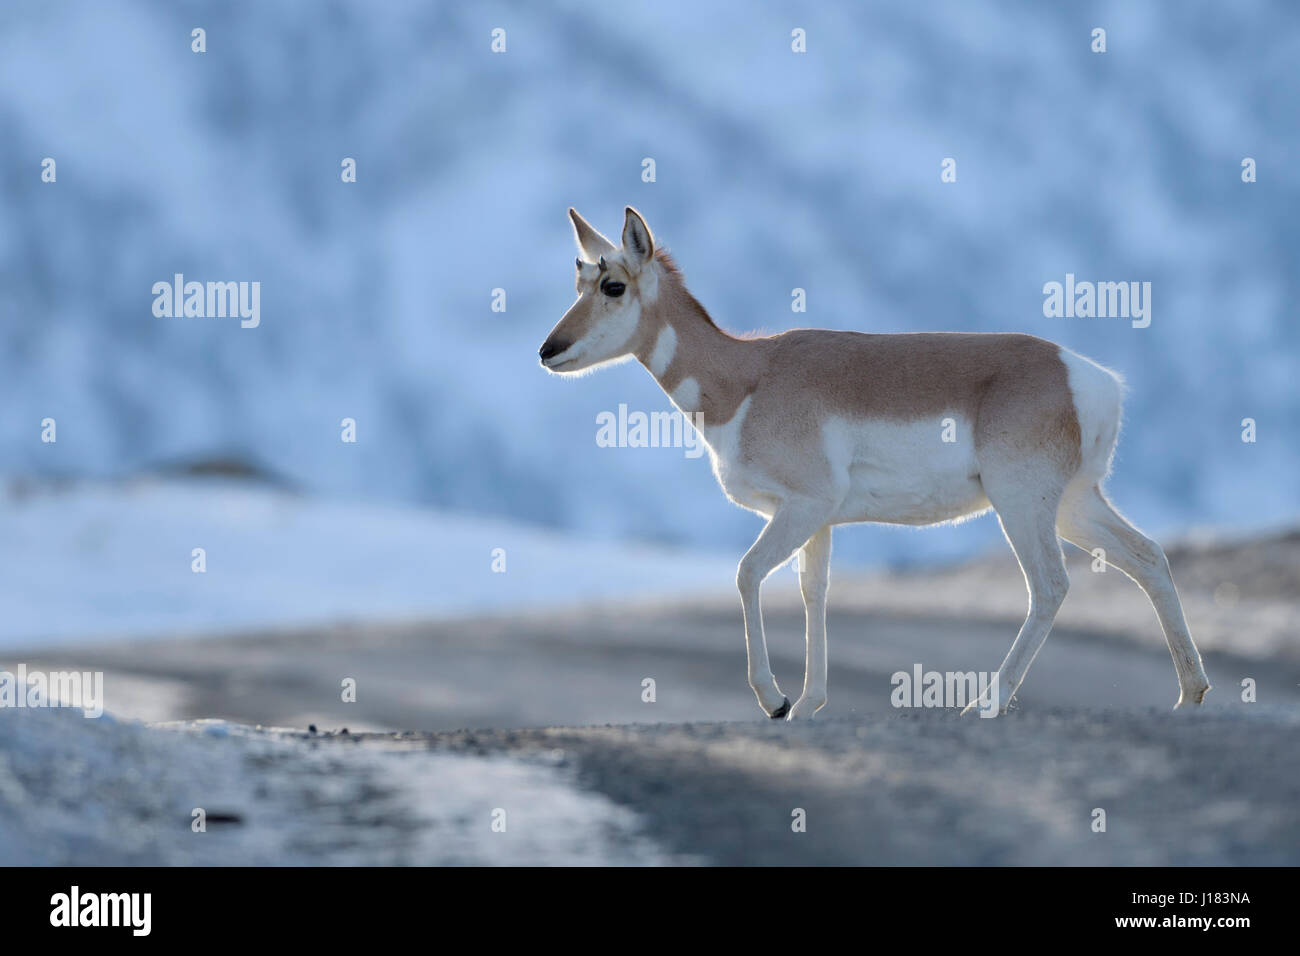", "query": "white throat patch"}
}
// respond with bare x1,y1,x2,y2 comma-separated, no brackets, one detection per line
648,324,678,378
670,376,701,413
